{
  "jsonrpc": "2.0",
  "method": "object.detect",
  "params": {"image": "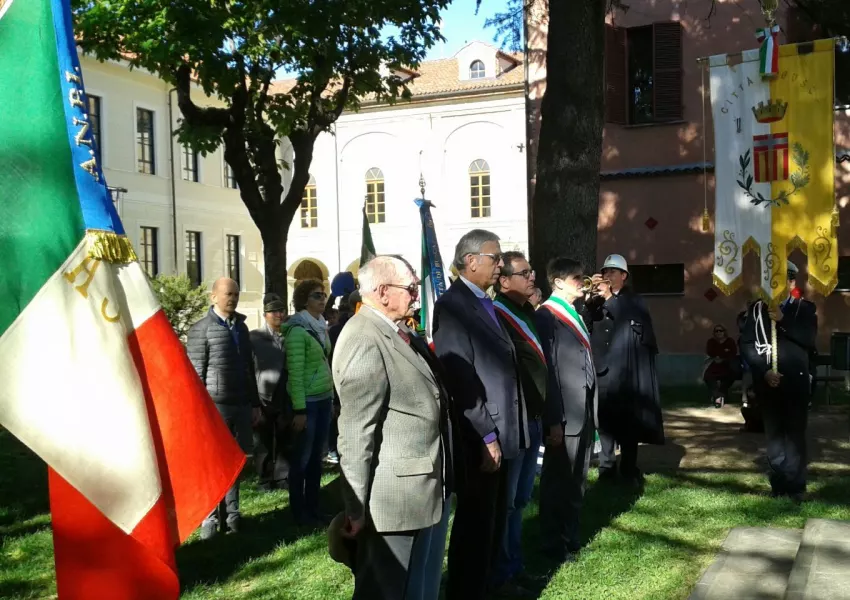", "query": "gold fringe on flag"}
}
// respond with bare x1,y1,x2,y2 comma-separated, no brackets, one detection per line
86,230,138,264
701,208,710,232
831,205,840,238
